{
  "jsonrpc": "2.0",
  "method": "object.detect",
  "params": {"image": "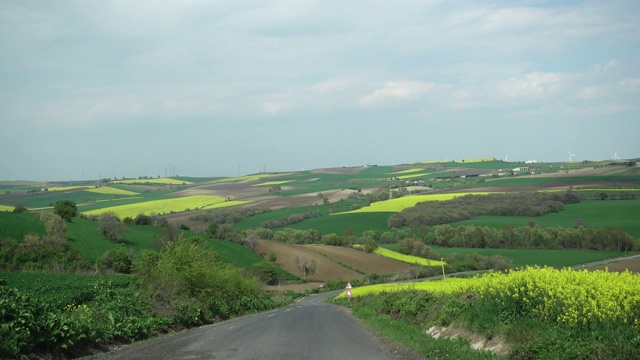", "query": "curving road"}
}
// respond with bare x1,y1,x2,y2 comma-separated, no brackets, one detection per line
92,290,424,360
